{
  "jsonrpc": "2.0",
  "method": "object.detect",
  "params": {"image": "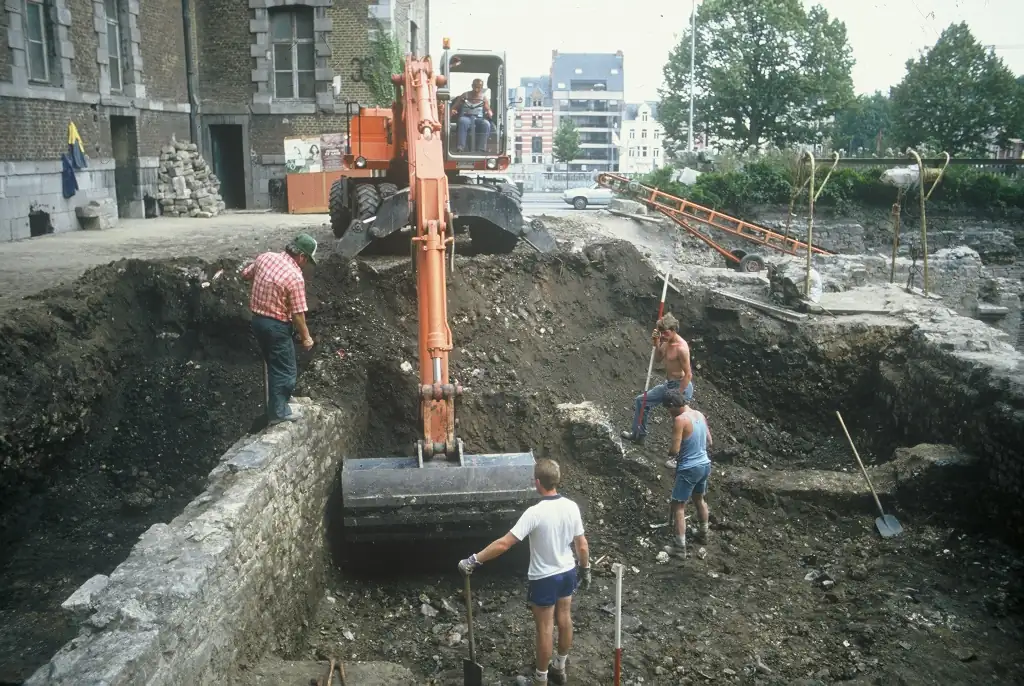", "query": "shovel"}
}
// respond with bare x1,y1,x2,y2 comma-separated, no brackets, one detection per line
463,574,483,686
836,411,903,538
